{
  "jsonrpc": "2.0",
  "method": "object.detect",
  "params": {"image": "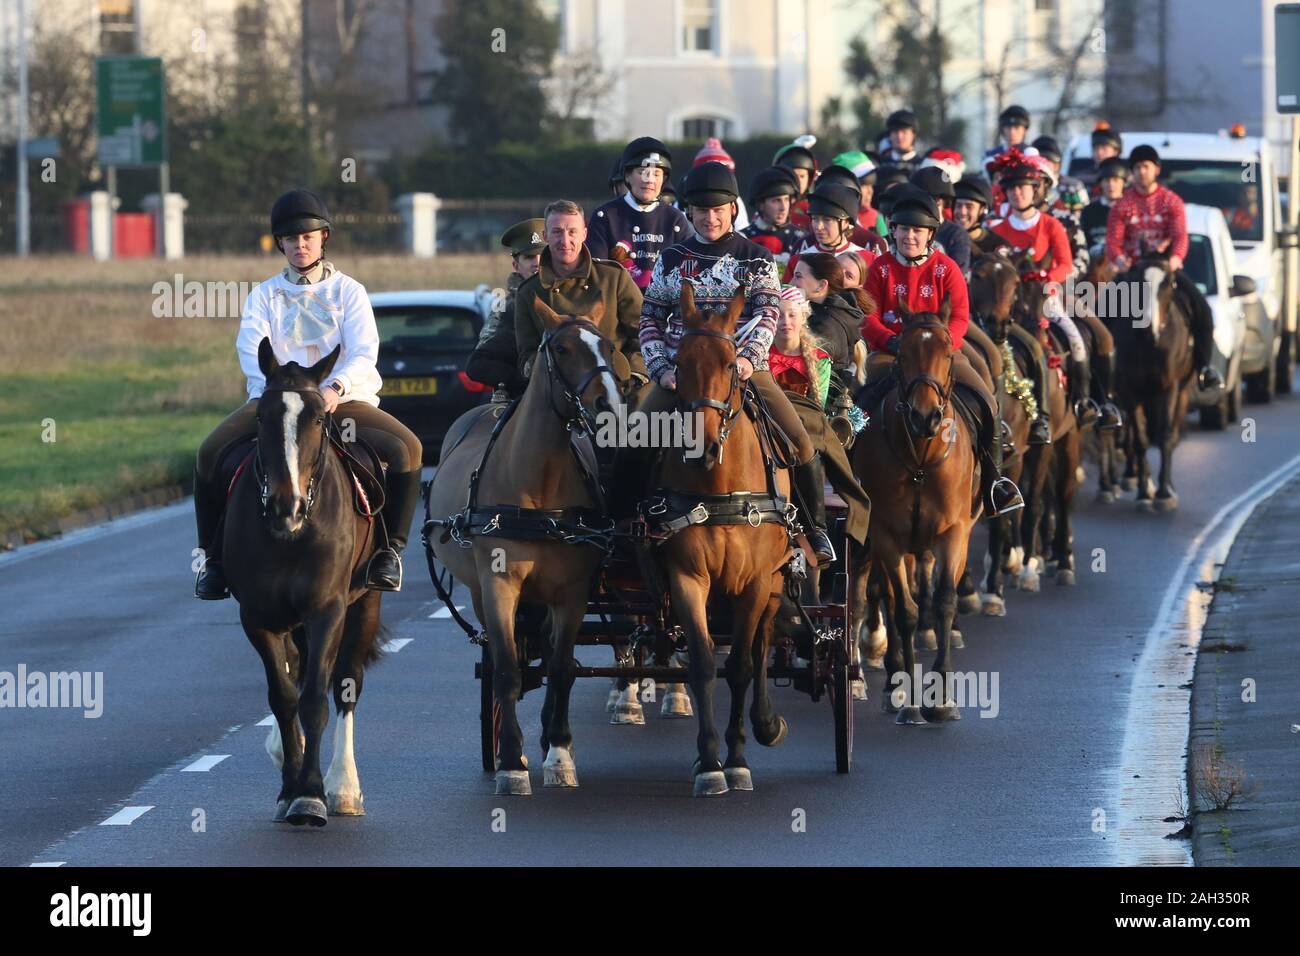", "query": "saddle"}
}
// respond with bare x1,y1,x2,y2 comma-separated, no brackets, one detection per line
218,430,386,521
